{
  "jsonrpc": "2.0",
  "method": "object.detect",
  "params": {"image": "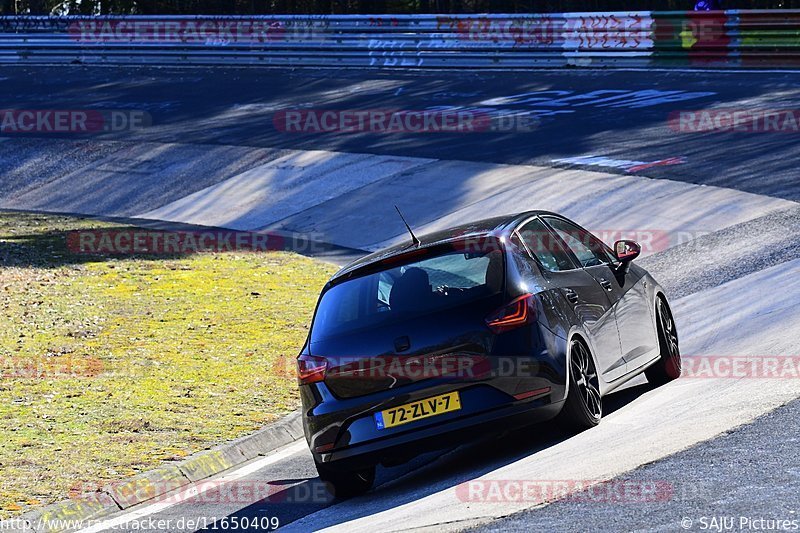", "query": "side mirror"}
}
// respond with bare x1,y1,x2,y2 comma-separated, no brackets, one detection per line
614,240,641,264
